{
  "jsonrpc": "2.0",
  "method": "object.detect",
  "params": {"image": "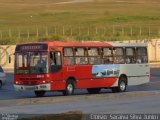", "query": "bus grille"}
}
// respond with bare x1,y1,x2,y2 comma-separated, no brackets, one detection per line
20,78,41,80
19,78,41,85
